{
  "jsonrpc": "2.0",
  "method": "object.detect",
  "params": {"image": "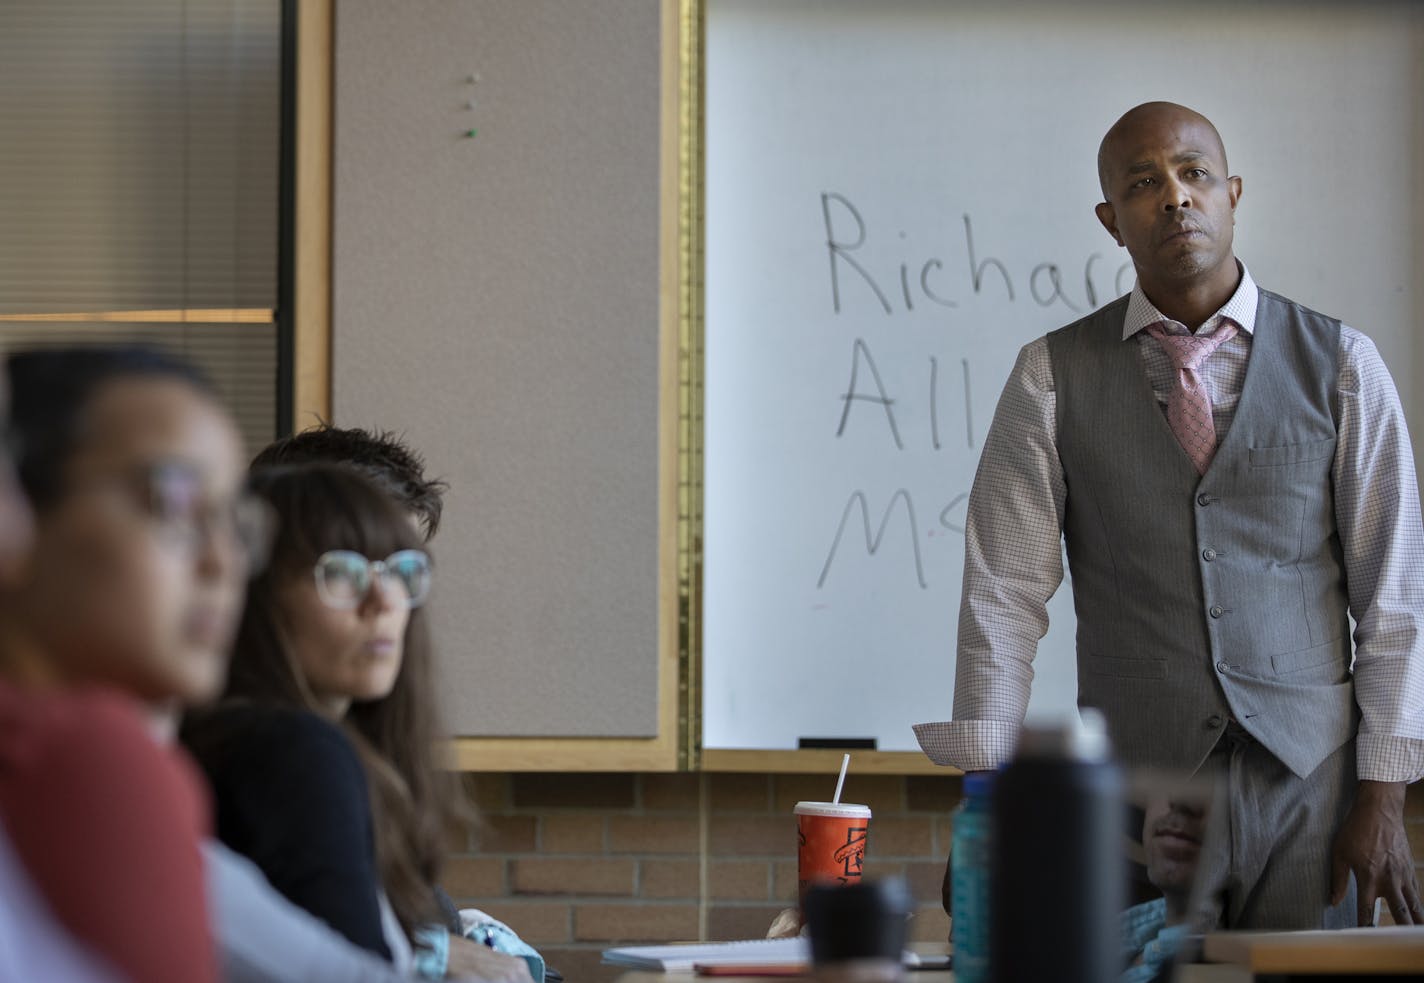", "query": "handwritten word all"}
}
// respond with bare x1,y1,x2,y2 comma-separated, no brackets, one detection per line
836,338,974,452
822,191,1132,317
